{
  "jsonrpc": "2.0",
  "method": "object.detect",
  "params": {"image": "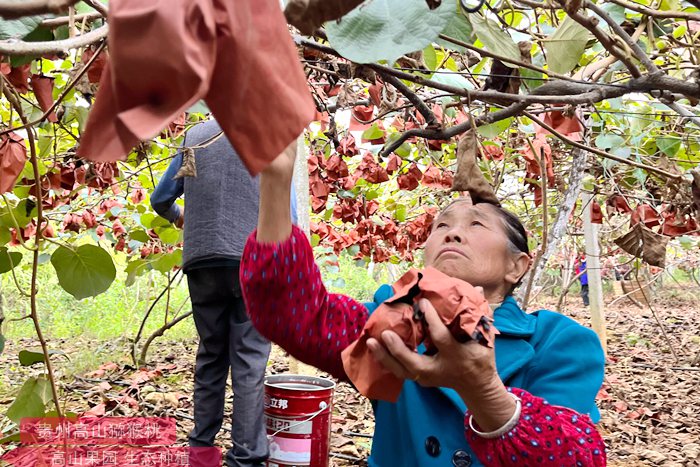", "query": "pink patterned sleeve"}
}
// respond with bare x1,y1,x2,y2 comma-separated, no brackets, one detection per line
466,388,606,466
239,225,369,380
